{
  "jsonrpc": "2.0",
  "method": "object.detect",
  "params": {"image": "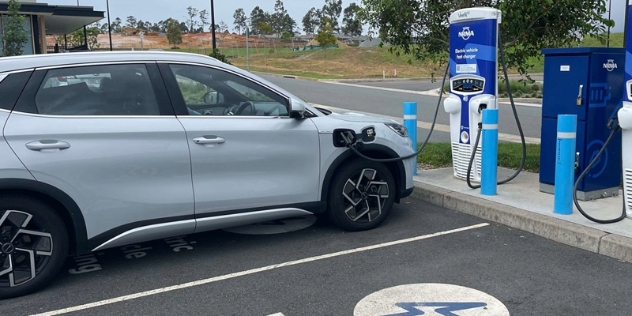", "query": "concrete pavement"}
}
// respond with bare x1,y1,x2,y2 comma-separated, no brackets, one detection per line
412,167,632,263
